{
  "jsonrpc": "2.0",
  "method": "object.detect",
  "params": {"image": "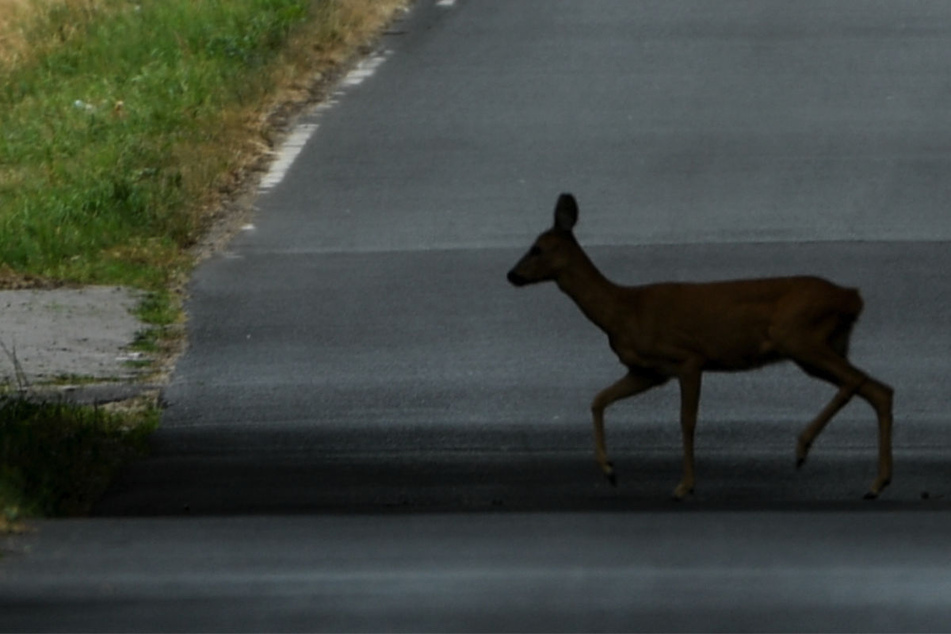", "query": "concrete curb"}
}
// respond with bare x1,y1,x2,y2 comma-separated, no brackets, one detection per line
6,383,164,406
